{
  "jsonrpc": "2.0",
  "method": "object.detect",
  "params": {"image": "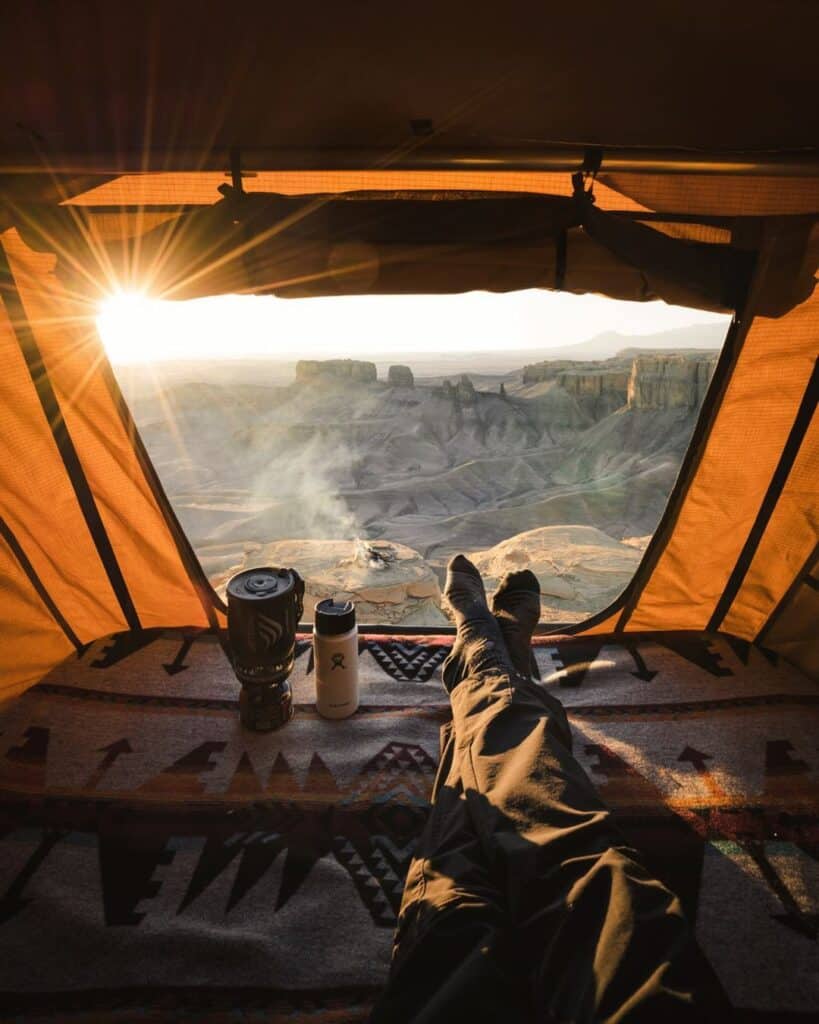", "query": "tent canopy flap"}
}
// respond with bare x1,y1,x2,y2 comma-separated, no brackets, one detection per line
8,189,787,316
